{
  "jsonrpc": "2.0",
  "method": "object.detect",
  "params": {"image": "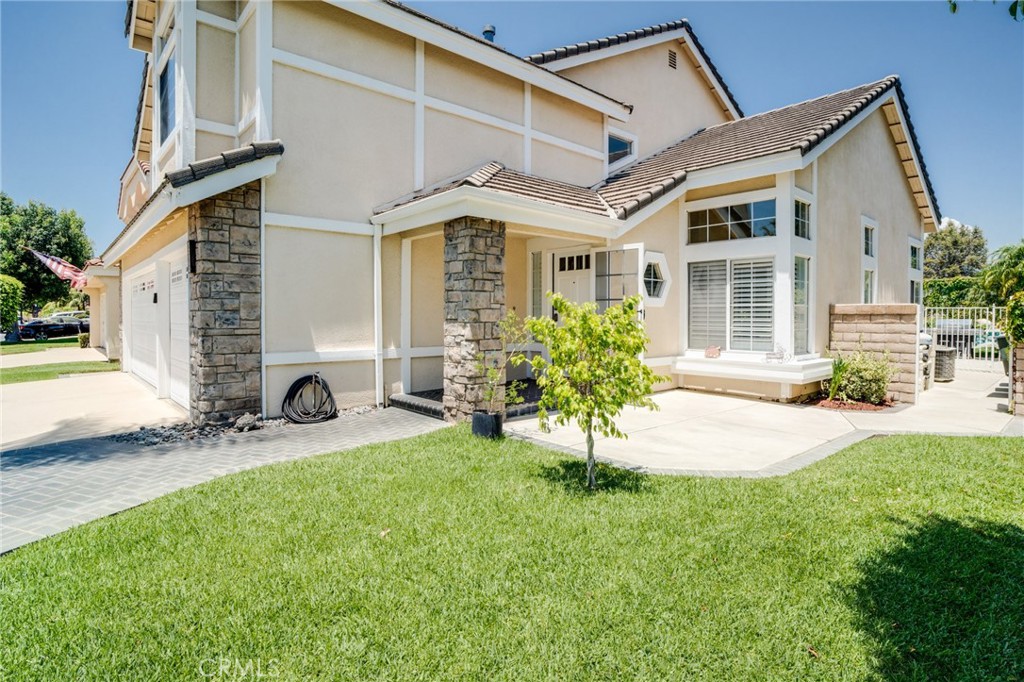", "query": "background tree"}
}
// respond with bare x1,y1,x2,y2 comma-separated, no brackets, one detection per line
979,241,1024,302
0,274,25,332
0,193,93,310
522,294,665,490
924,218,988,279
948,0,1024,21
